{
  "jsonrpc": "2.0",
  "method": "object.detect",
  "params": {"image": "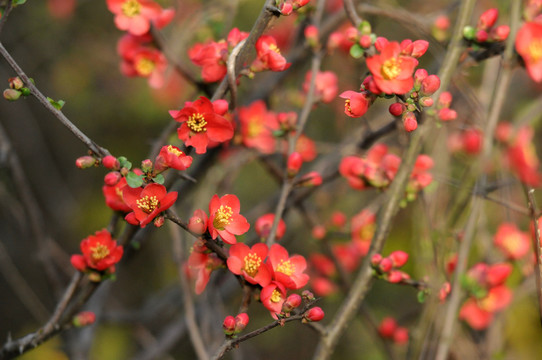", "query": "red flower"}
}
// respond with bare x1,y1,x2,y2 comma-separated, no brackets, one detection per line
339,90,371,117
252,35,291,72
238,100,279,154
494,223,531,260
350,209,376,256
106,0,162,36
208,194,250,244
261,281,287,318
505,125,542,186
268,243,309,289
255,213,286,240
187,243,223,294
170,96,234,154
516,22,542,82
366,41,419,94
103,177,132,213
303,307,325,322
227,243,272,286
71,229,123,272
154,145,193,172
304,71,338,103
188,40,228,83
123,183,178,228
